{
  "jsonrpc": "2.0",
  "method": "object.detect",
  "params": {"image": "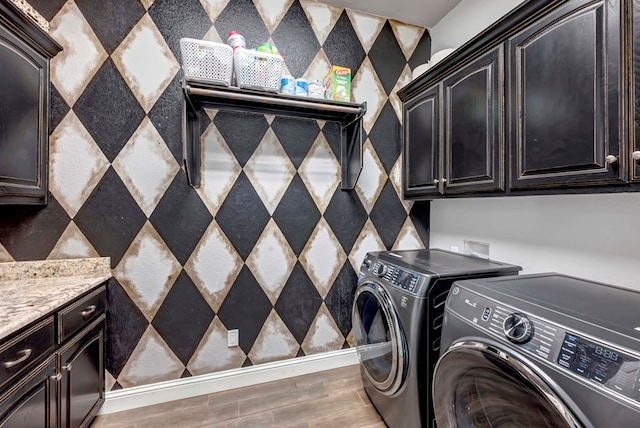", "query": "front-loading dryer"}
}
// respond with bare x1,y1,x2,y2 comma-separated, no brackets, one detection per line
353,249,521,428
434,273,640,427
